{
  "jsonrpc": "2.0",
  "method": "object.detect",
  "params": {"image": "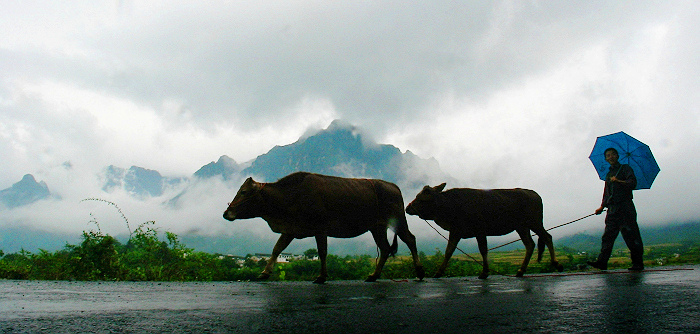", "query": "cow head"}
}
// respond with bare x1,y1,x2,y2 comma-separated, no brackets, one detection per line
406,183,446,220
223,177,265,221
